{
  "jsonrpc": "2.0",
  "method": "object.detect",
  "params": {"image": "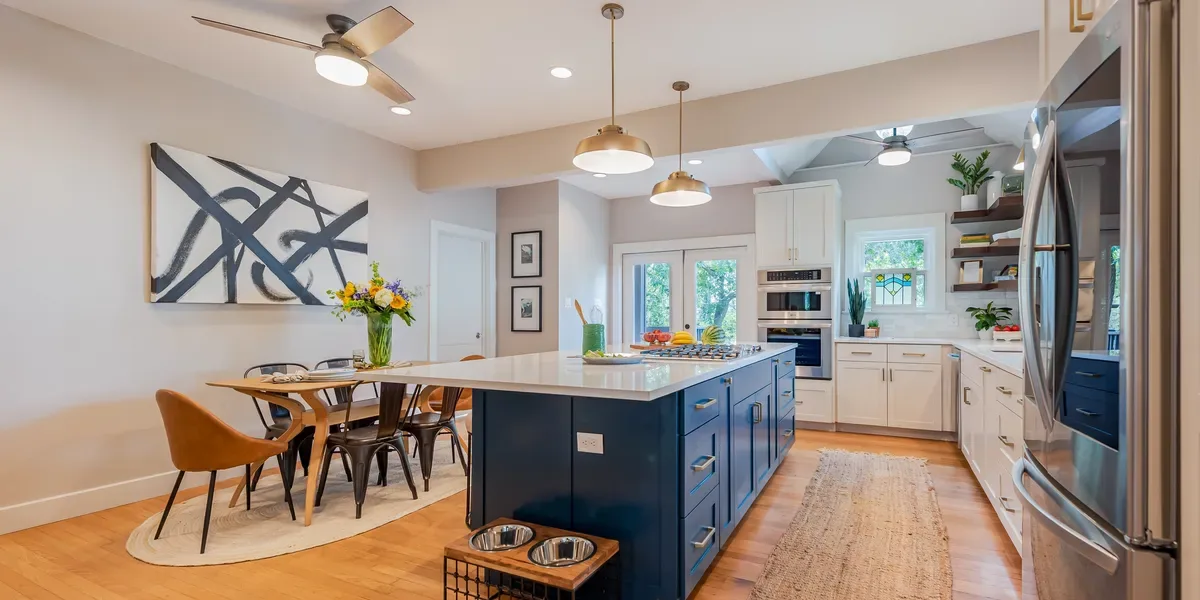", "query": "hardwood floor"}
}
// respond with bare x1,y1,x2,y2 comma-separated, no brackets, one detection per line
0,430,1019,600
